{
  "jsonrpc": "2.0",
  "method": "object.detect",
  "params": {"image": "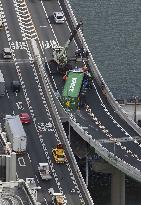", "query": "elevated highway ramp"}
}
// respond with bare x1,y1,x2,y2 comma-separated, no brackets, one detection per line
26,0,141,182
